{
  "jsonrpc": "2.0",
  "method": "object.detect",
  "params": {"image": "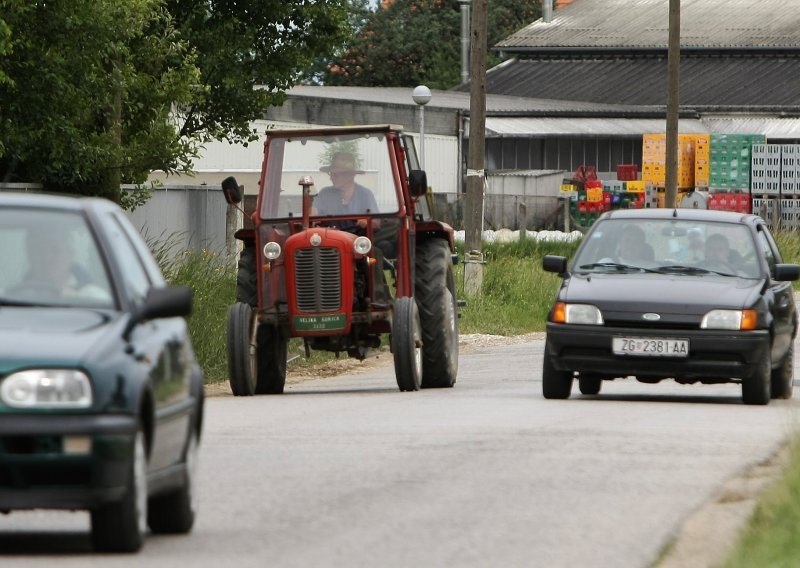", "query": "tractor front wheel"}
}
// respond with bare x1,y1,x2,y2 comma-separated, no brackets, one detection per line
227,302,256,396
392,297,422,392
